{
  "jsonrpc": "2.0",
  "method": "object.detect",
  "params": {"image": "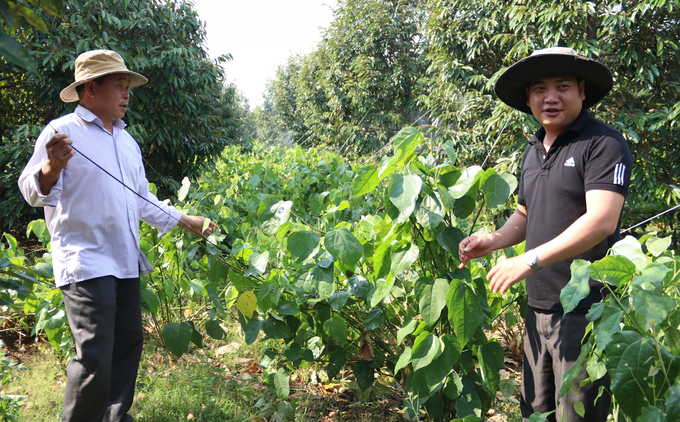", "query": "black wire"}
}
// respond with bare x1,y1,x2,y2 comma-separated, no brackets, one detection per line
47,124,224,250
